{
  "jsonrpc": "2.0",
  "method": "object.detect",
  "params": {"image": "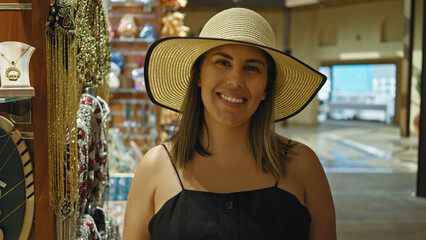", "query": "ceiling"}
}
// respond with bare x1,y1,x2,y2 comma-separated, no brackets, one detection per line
186,0,345,8
286,0,342,8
